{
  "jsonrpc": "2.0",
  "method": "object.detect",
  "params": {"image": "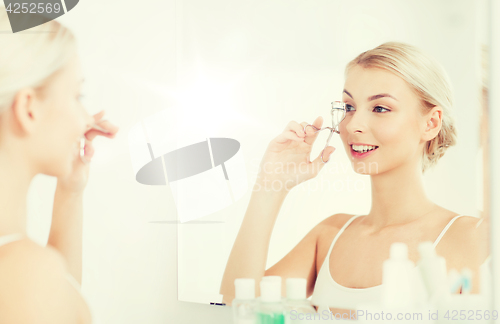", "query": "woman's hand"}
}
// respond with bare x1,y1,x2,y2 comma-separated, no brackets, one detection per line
56,110,119,193
256,116,335,192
